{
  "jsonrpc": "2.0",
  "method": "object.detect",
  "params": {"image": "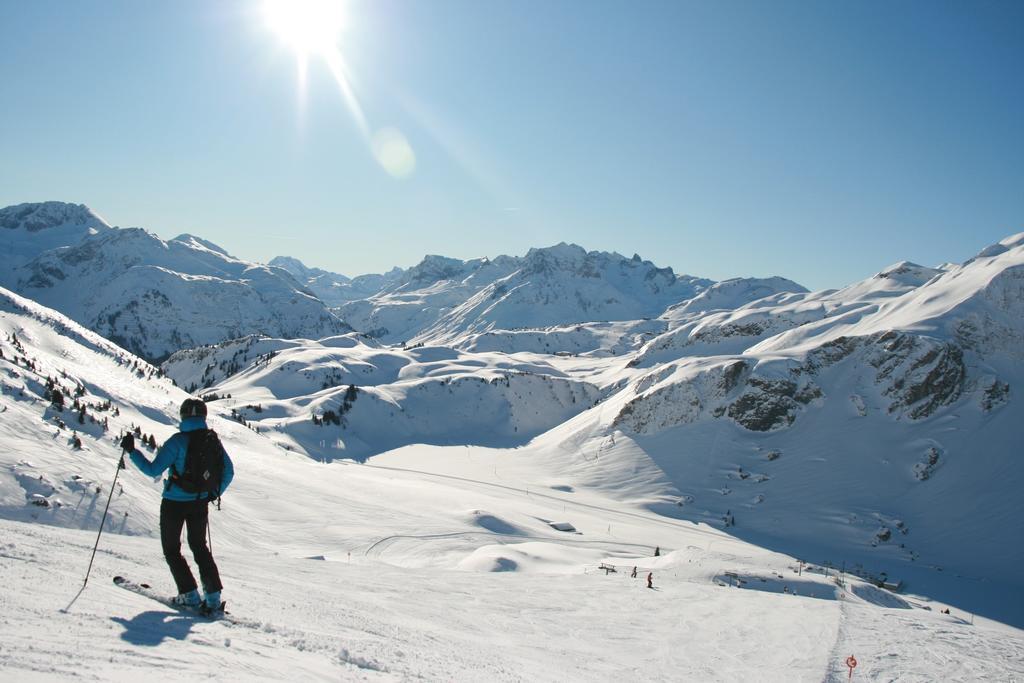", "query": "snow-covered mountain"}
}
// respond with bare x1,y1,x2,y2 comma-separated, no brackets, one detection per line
587,234,1024,616
410,244,716,345
326,253,521,342
320,244,715,345
164,233,1024,630
269,255,415,308
279,245,810,353
0,201,112,269
2,203,350,362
